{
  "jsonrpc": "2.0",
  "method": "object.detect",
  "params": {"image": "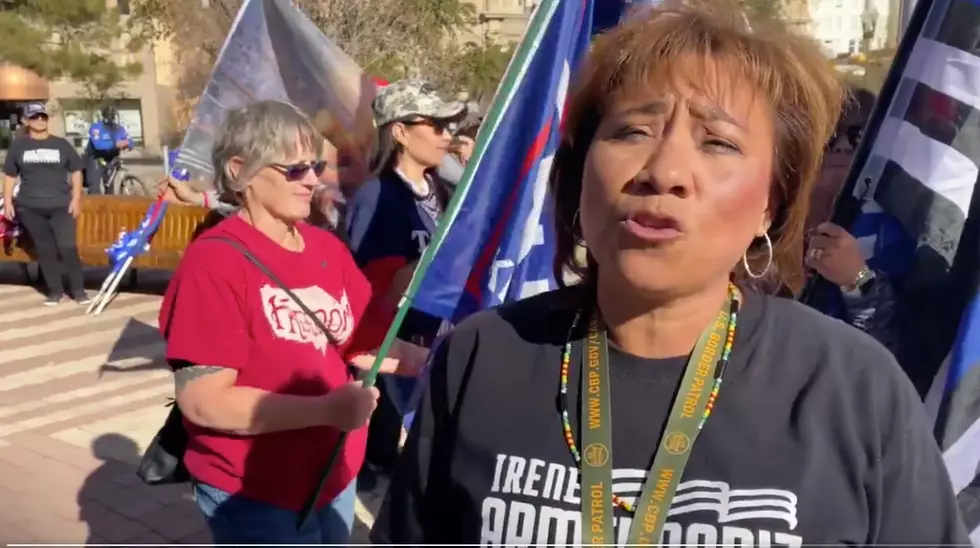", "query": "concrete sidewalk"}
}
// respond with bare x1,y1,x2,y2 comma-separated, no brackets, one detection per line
0,278,384,543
